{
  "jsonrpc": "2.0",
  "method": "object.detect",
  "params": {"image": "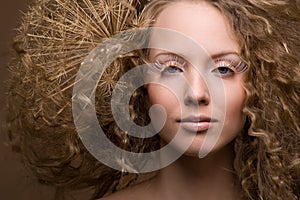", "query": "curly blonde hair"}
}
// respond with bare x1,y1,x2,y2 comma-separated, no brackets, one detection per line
6,0,300,199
